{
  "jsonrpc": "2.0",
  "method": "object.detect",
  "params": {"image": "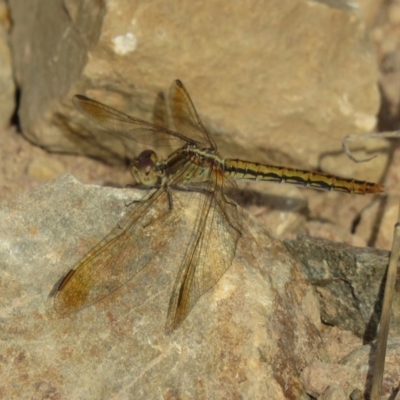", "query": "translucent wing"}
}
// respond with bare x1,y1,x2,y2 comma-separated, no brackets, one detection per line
54,186,180,314
152,91,169,129
73,80,216,150
169,80,217,149
150,91,175,160
72,95,194,148
165,172,242,333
